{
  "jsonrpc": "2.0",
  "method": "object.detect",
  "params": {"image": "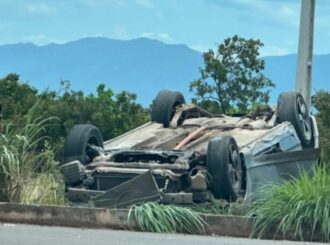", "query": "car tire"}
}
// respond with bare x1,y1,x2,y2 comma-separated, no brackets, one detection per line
277,91,314,148
63,124,104,165
207,136,242,201
151,90,185,128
